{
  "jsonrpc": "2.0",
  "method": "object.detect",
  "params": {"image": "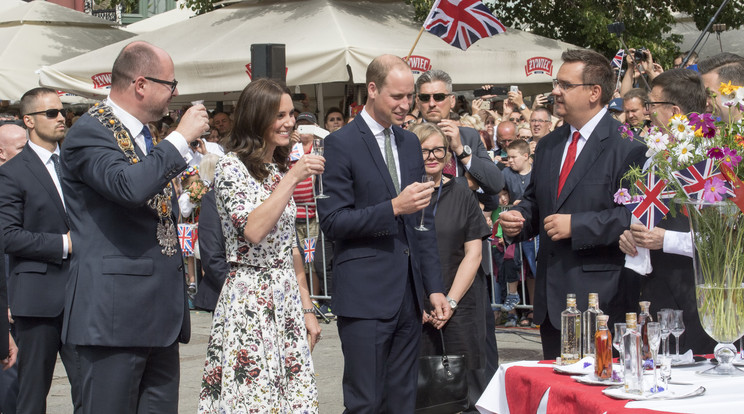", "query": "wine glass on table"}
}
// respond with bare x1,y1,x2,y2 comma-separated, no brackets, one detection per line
613,323,626,380
658,309,672,358
671,310,686,361
313,137,328,199
647,322,662,392
414,175,434,231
